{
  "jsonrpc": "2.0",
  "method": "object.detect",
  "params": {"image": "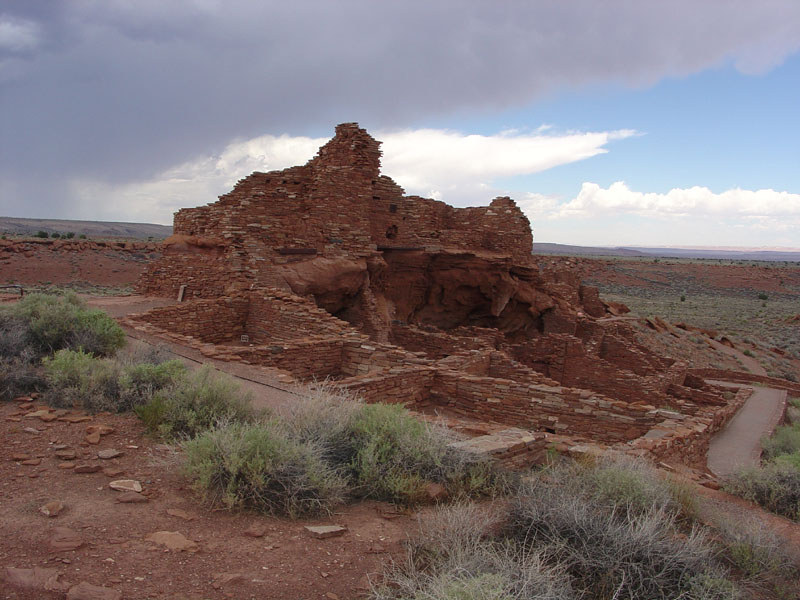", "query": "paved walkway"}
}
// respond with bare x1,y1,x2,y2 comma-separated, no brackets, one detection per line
707,382,787,477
